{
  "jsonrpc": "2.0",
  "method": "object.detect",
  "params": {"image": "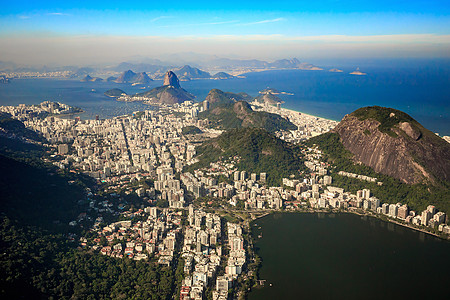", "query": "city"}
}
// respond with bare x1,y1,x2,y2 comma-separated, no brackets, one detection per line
1,99,448,298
